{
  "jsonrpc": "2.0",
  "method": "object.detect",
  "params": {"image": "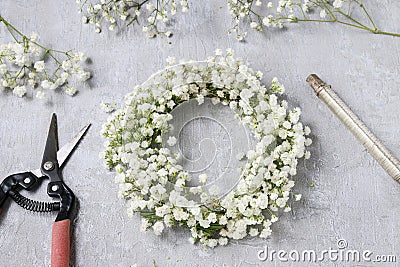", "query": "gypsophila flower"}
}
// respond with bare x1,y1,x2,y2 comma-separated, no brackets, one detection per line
152,221,165,235
101,49,311,247
196,94,204,105
167,136,177,146
78,0,189,38
13,85,27,98
65,86,78,96
284,206,291,212
36,90,46,100
198,173,208,184
34,61,45,72
333,0,344,8
320,9,327,19
0,16,91,100
100,102,117,113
